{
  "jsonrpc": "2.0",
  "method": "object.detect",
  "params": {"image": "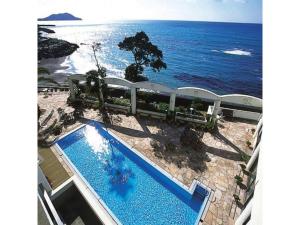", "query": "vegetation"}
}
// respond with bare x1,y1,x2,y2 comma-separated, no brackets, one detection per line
246,140,251,147
233,194,240,202
38,77,60,86
38,67,50,75
137,101,169,113
82,42,108,112
118,31,167,82
191,98,204,111
241,152,251,163
205,116,217,132
234,175,243,183
106,97,131,107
